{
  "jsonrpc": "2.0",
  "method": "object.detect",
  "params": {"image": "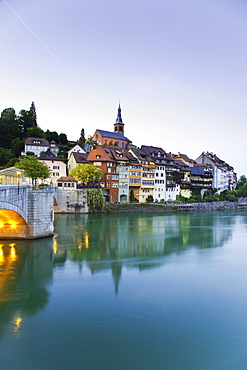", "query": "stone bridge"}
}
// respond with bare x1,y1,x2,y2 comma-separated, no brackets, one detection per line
0,185,55,239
